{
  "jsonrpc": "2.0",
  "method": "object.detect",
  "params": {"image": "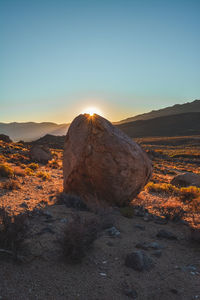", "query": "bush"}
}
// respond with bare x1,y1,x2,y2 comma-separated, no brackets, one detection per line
0,164,13,178
36,171,50,180
1,179,20,190
60,214,100,263
0,208,28,260
25,167,35,176
180,186,200,202
145,182,179,195
28,162,39,170
56,193,88,211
